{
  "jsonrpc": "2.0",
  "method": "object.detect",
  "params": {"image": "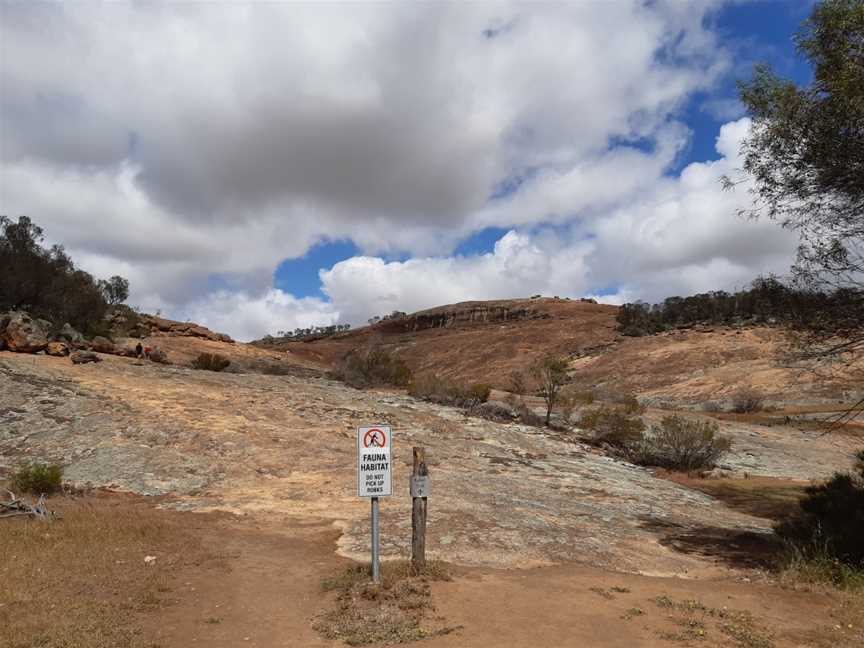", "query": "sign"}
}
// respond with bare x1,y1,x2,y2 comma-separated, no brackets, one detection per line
410,475,429,498
357,425,392,497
